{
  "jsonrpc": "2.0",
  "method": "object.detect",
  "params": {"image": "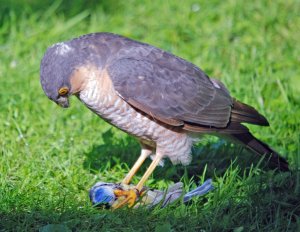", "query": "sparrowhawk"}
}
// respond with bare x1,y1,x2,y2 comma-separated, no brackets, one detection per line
40,33,288,209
